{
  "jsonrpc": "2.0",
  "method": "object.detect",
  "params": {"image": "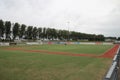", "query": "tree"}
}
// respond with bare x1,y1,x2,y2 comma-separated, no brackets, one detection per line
38,27,42,39
0,20,4,40
19,24,26,39
0,19,107,41
13,23,20,40
32,27,38,40
5,21,11,40
42,27,47,40
51,28,57,40
46,28,51,40
62,30,68,40
71,31,77,40
26,26,33,39
58,30,64,40
118,37,120,40
96,35,105,41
